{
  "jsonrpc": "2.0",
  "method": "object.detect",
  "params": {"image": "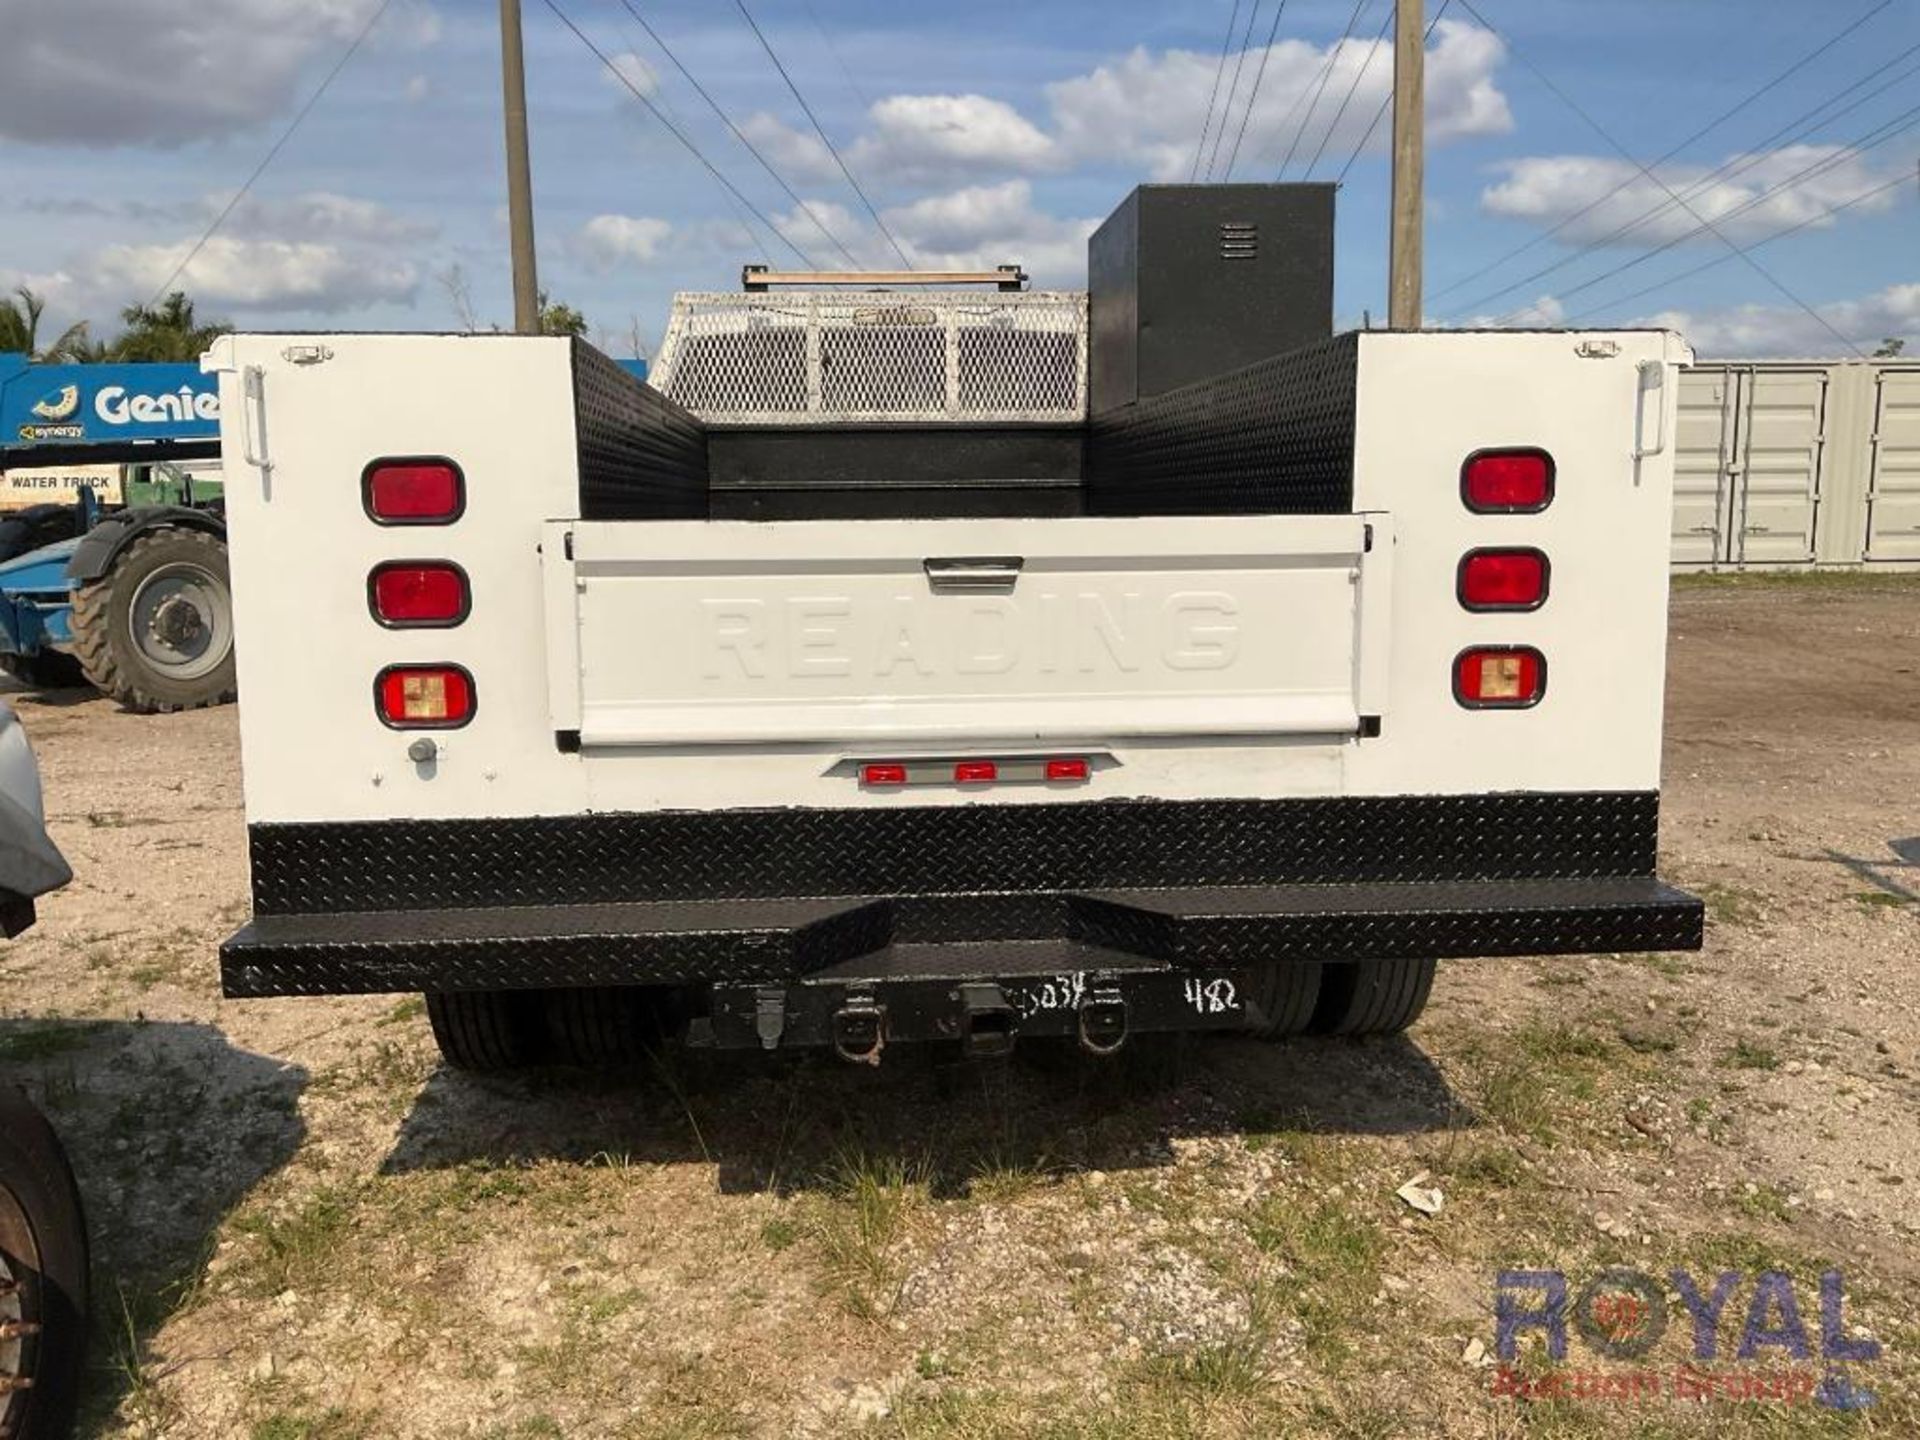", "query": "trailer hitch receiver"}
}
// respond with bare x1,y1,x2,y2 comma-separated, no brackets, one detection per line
958,982,1015,1059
